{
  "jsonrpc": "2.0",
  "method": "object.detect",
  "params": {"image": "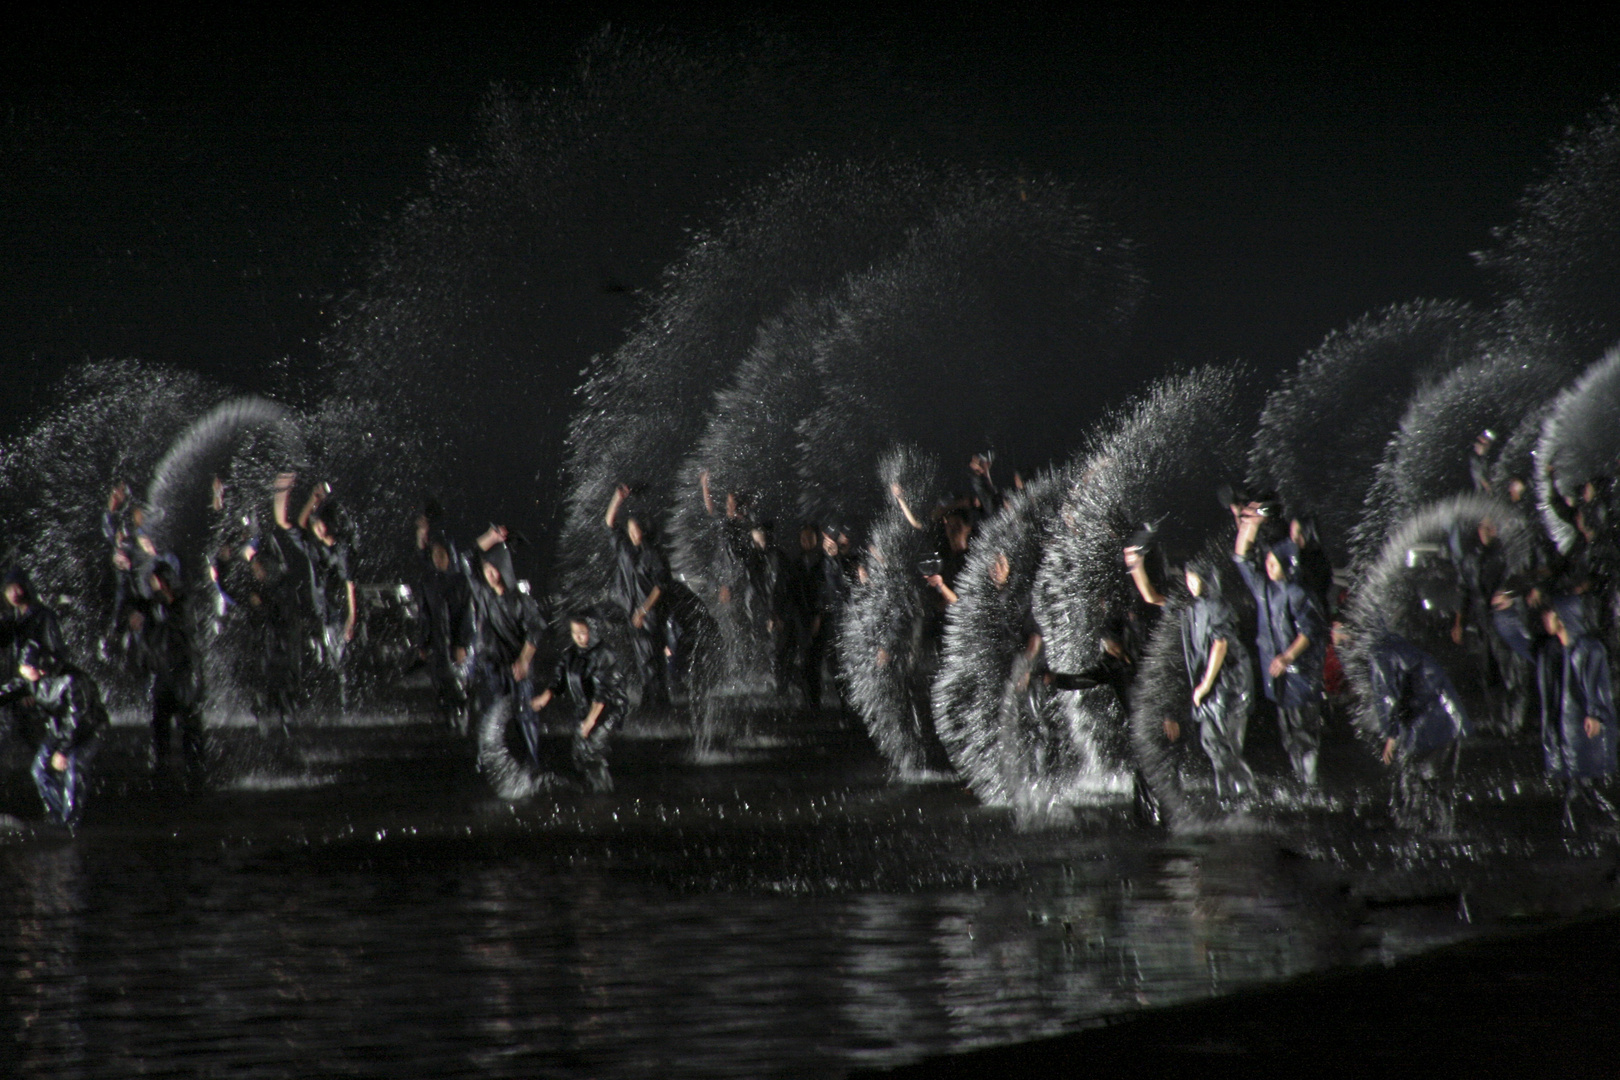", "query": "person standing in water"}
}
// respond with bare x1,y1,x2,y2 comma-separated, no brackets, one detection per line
532,611,627,793
1235,512,1327,786
461,524,548,767
604,483,673,709
1359,623,1470,832
2,643,107,828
